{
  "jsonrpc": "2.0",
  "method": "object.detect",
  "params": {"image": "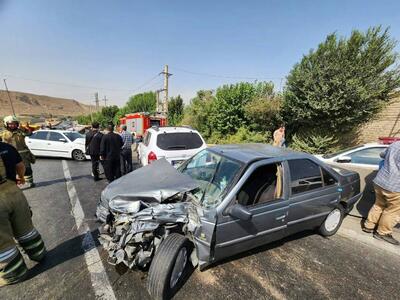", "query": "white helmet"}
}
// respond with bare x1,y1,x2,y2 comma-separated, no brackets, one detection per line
3,115,19,127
